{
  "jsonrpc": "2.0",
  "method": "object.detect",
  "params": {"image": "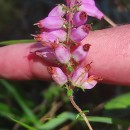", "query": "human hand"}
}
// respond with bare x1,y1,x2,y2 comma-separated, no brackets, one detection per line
0,25,130,85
